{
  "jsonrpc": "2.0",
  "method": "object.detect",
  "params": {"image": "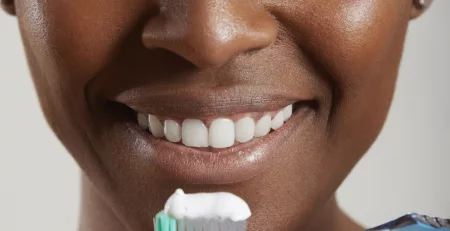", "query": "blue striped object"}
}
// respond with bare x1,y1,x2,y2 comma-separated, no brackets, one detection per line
366,213,450,231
